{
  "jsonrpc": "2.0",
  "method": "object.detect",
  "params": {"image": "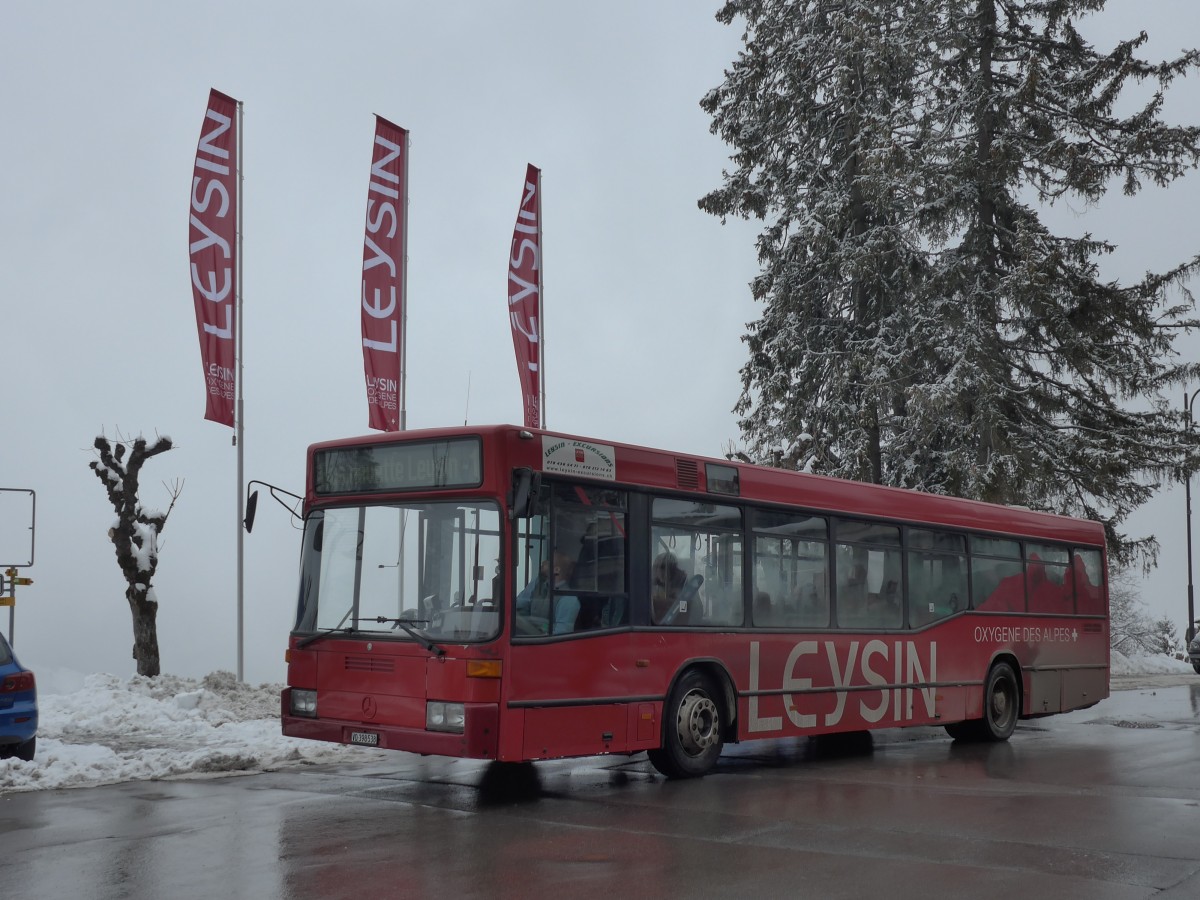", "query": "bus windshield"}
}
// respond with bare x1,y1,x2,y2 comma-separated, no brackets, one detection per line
295,500,502,644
